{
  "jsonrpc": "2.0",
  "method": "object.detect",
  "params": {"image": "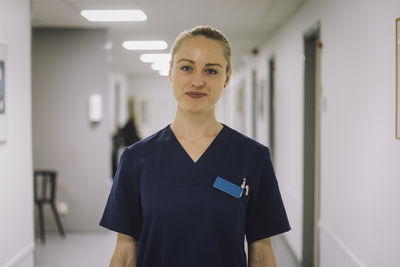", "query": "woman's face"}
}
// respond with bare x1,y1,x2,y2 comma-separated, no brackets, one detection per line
169,36,231,115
